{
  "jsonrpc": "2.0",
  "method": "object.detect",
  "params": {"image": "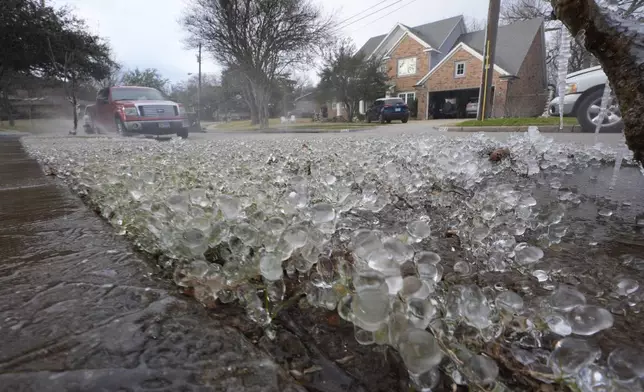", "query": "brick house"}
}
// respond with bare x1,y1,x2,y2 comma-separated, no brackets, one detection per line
357,16,548,119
